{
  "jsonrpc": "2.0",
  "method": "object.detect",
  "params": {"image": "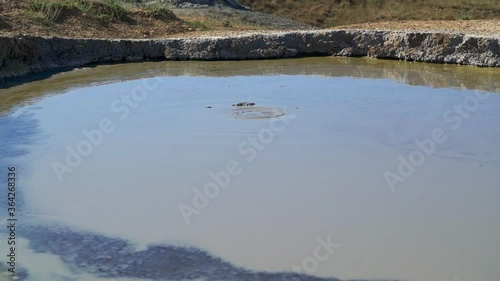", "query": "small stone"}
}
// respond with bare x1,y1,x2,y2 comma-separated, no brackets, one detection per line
232,102,256,107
